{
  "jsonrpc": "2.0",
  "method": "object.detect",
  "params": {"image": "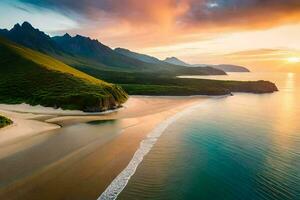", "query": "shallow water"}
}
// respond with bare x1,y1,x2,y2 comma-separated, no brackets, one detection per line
119,73,300,200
